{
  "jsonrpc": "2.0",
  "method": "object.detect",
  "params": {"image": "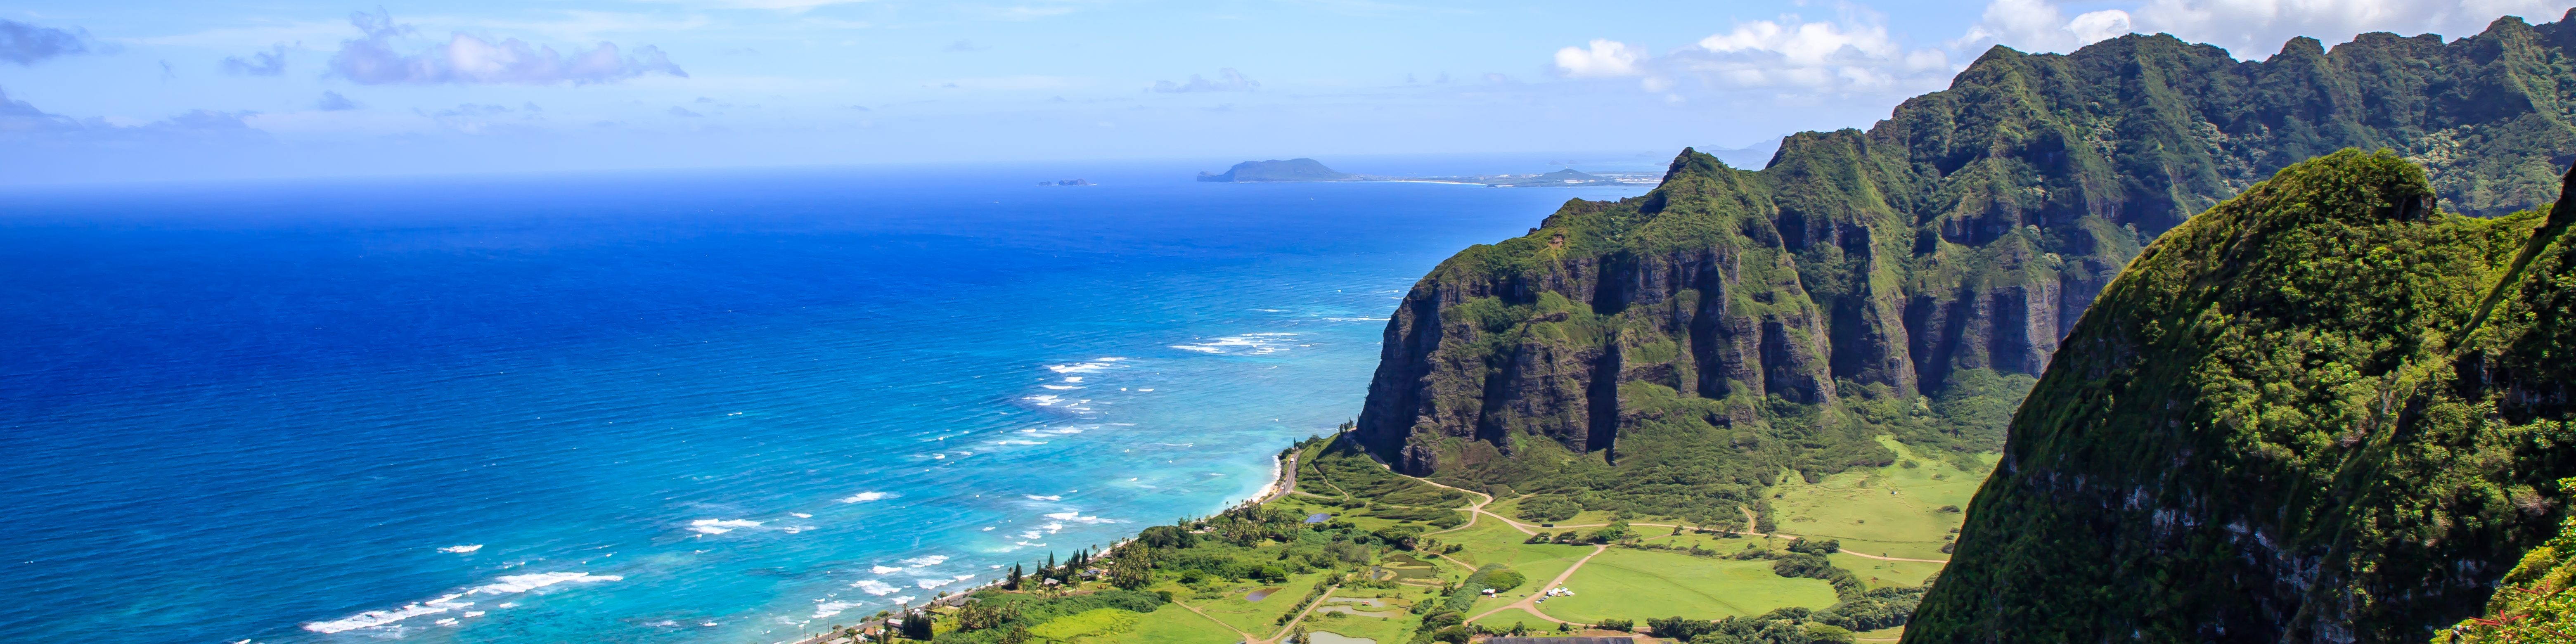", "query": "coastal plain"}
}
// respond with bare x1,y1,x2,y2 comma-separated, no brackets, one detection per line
831,436,1986,644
